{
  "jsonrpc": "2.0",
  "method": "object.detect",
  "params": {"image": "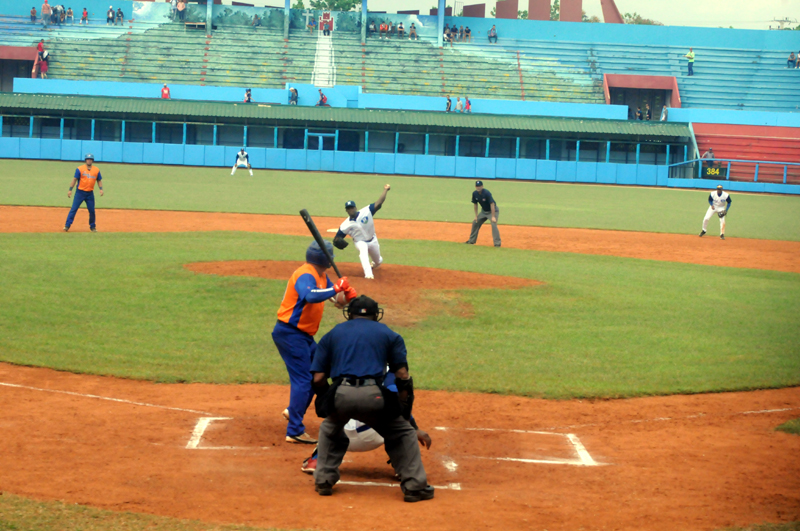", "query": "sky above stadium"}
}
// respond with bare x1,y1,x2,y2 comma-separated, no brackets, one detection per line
362,0,798,30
